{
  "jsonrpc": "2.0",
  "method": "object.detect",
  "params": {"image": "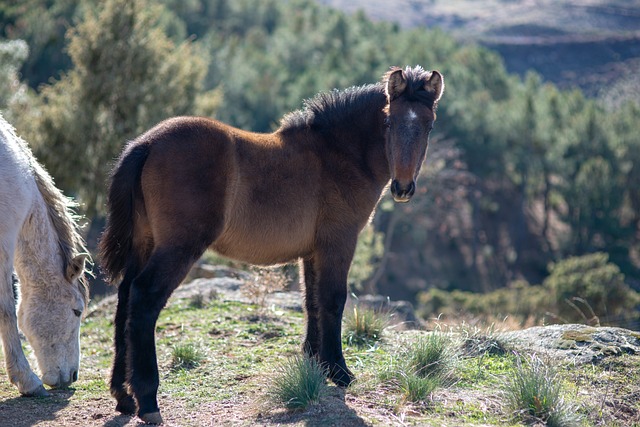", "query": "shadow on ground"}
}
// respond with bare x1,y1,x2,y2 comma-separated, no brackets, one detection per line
260,387,370,427
0,388,75,427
